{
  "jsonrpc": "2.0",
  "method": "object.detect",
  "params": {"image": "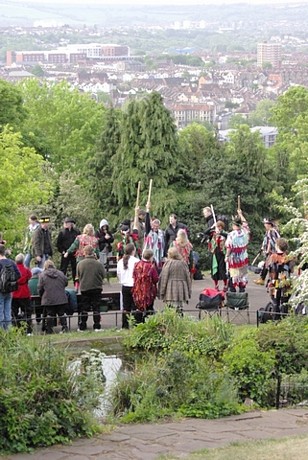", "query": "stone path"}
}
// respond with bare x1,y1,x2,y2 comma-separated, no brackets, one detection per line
6,409,308,460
